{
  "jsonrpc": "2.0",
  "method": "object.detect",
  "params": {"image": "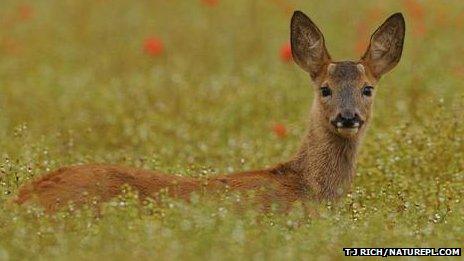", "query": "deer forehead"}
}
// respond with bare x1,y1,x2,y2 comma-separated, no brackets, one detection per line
325,62,365,85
